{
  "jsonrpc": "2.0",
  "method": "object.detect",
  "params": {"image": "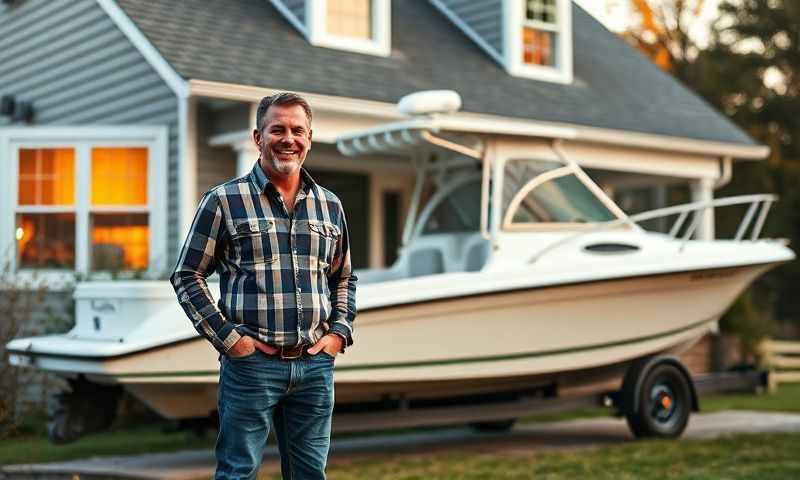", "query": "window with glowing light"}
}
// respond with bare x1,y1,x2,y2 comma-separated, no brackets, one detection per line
14,146,152,272
90,148,149,271
16,149,76,269
327,0,372,40
522,0,558,67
